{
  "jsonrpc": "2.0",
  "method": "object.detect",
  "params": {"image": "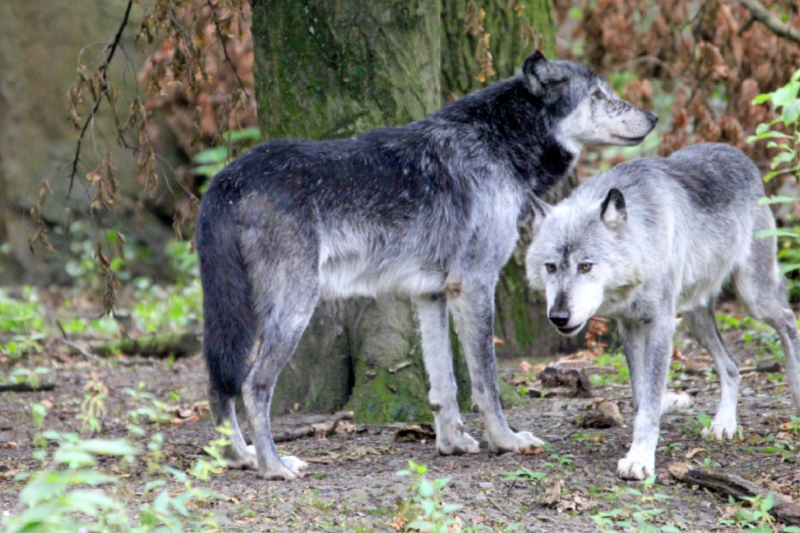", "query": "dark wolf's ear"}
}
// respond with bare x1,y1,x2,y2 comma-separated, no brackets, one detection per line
522,50,560,97
600,188,627,229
